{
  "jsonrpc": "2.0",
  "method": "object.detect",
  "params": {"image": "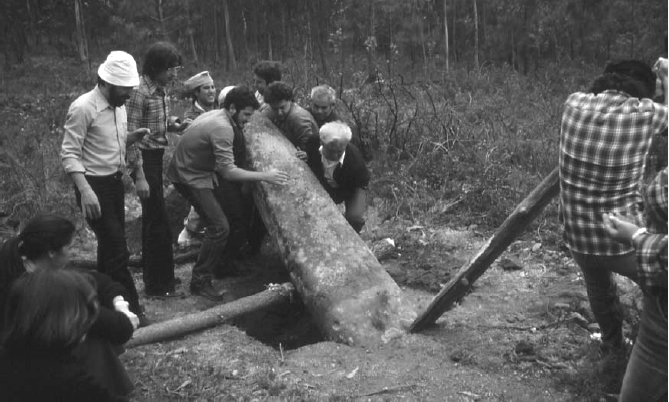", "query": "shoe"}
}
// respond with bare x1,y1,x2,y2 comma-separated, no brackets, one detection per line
190,281,227,301
145,288,184,298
